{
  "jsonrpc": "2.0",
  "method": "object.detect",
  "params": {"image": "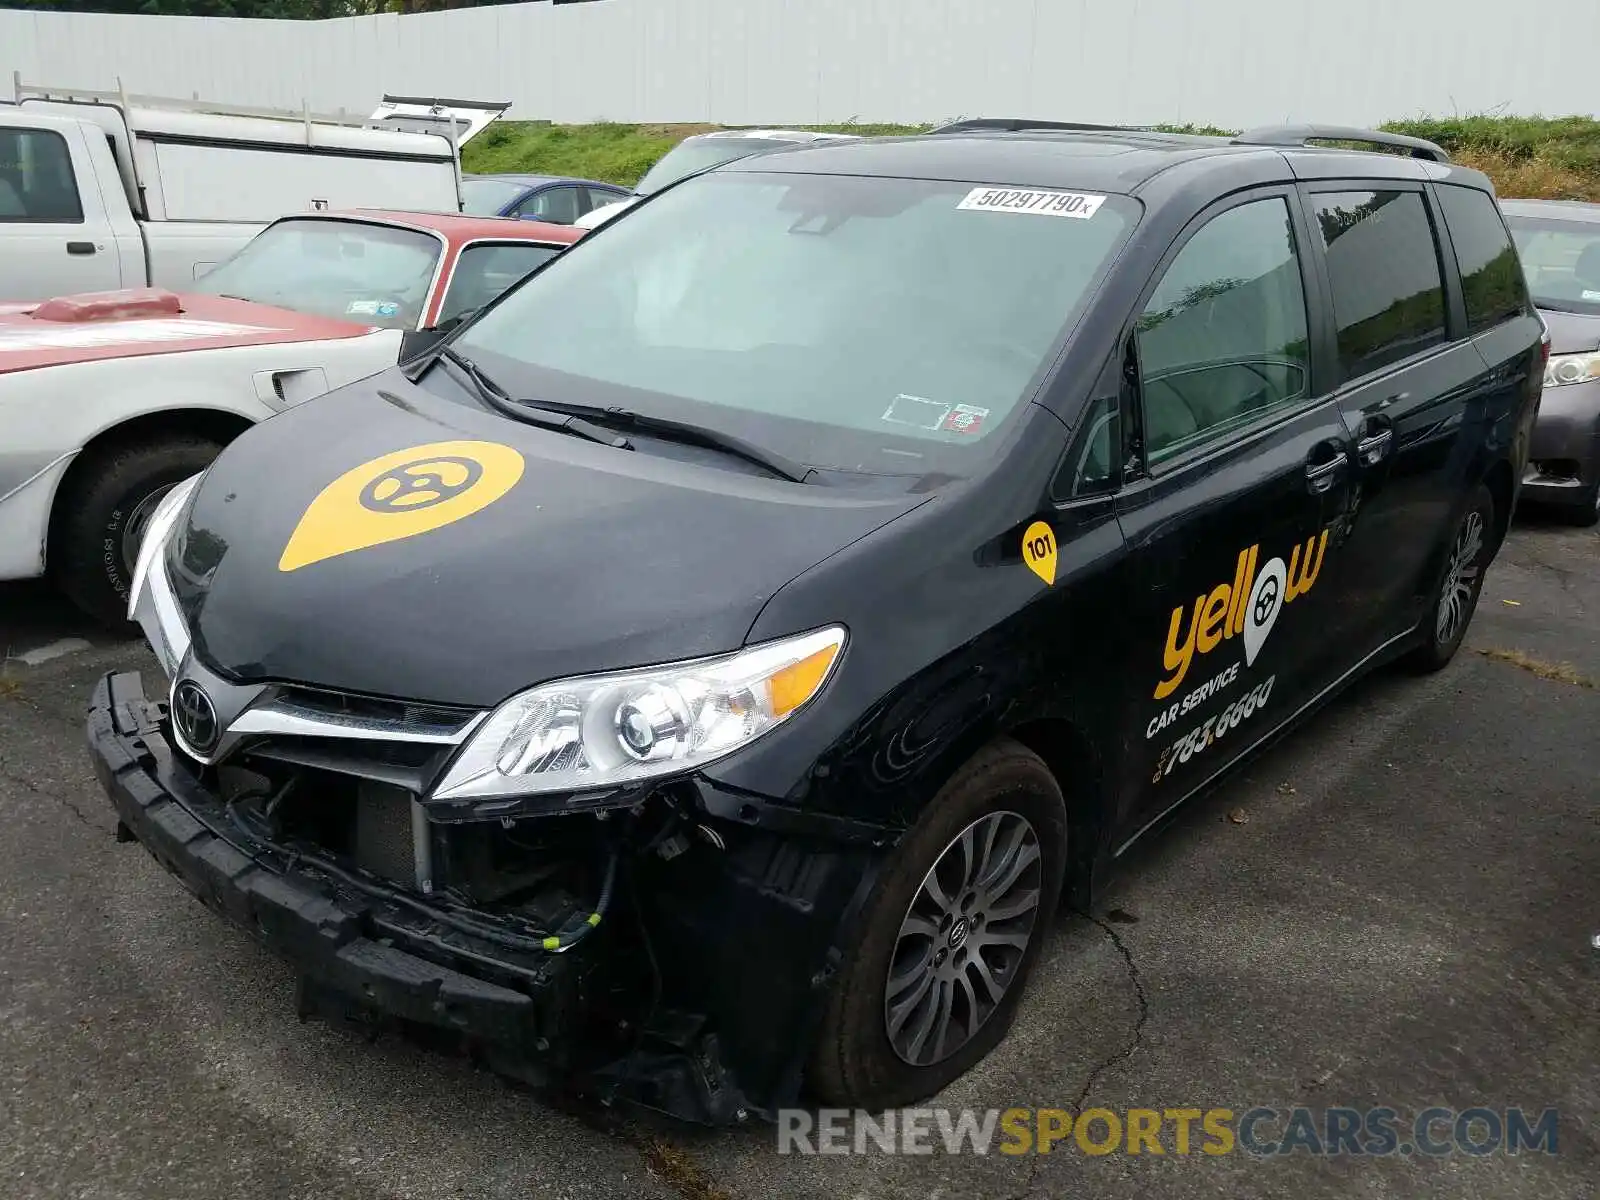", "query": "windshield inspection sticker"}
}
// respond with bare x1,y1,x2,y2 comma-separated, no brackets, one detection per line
279,439,525,572
957,187,1107,219
346,300,400,317
882,393,951,431
941,404,990,435
1583,289,1600,302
